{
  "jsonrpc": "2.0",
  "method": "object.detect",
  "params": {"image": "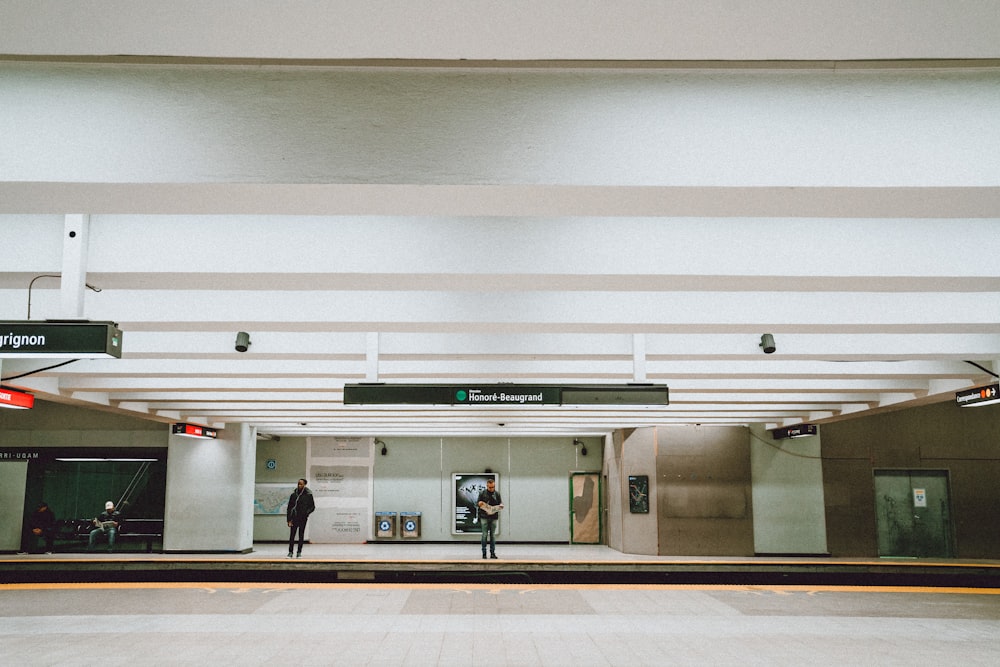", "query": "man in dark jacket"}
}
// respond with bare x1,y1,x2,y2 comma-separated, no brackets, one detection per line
286,478,316,558
28,501,57,554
